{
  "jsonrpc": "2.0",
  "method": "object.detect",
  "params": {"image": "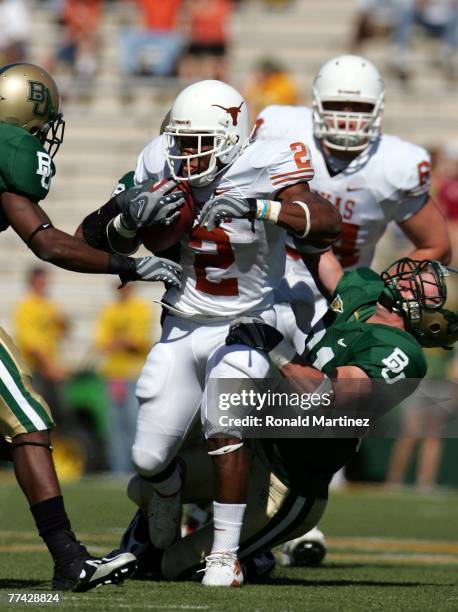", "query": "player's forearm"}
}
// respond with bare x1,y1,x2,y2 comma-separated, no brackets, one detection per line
31,227,133,276
302,251,344,301
407,246,452,265
278,192,342,244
